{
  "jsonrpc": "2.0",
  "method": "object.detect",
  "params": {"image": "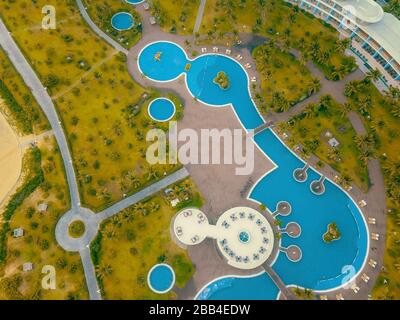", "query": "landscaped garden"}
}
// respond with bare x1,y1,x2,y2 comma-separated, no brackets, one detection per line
339,78,400,300
0,48,49,135
149,0,200,34
90,179,201,299
278,94,370,191
0,0,183,212
253,42,319,112
82,0,142,49
0,137,88,300
199,0,356,80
